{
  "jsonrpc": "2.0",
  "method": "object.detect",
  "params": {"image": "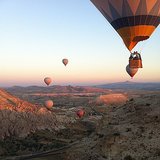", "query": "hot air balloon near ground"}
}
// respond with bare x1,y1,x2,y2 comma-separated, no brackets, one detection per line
44,100,54,109
126,64,138,78
76,109,85,118
62,58,68,66
44,77,52,86
91,0,160,68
